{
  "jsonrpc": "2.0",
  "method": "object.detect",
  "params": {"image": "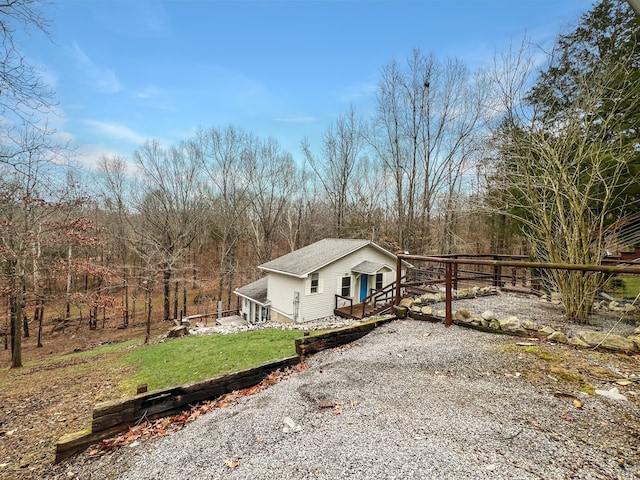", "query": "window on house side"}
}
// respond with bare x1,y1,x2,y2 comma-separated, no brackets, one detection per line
375,272,383,291
341,276,351,297
310,272,319,294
